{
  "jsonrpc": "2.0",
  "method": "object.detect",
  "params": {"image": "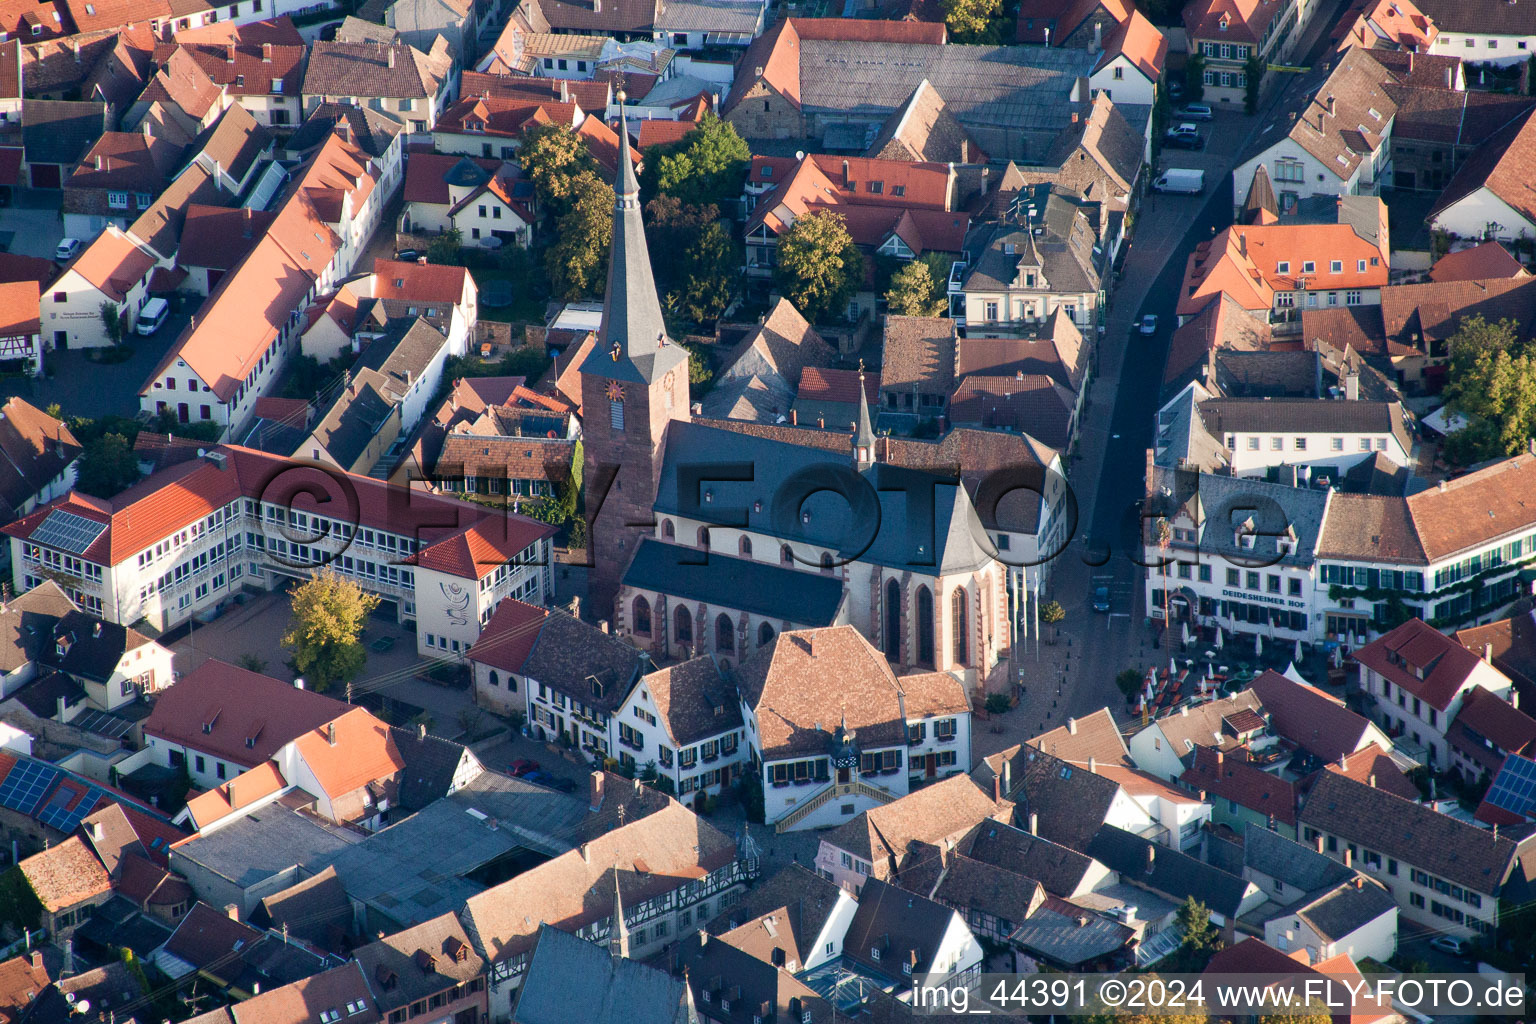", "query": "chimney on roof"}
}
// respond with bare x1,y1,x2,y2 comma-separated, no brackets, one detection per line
1216,749,1224,765
226,43,235,63
1028,811,1038,835
1343,847,1352,868
590,770,604,811
1088,755,1097,773
327,722,337,746
94,154,102,171
1368,773,1376,788
90,821,102,842
1315,834,1325,853
1145,845,1155,873
1344,370,1359,401
992,773,1000,803
225,903,240,921
1067,717,1077,735
1239,233,1247,258
294,677,305,689
71,41,79,62
791,409,797,425
1093,20,1102,51
1446,65,1453,88
1071,111,1079,124
1325,94,1335,115
580,842,590,862
1484,643,1494,662
142,120,152,140
417,722,427,740
263,43,272,62
1439,479,1448,492
841,159,849,187
388,47,396,69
